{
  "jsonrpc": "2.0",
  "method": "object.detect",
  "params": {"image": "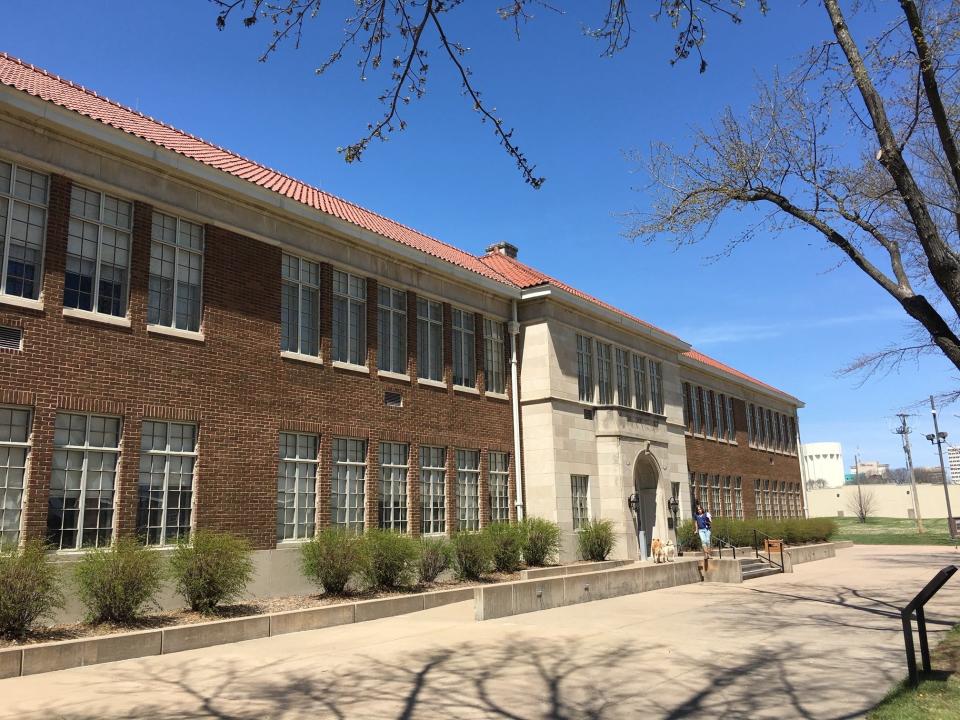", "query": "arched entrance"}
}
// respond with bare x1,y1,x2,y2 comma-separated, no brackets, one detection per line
632,452,660,559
